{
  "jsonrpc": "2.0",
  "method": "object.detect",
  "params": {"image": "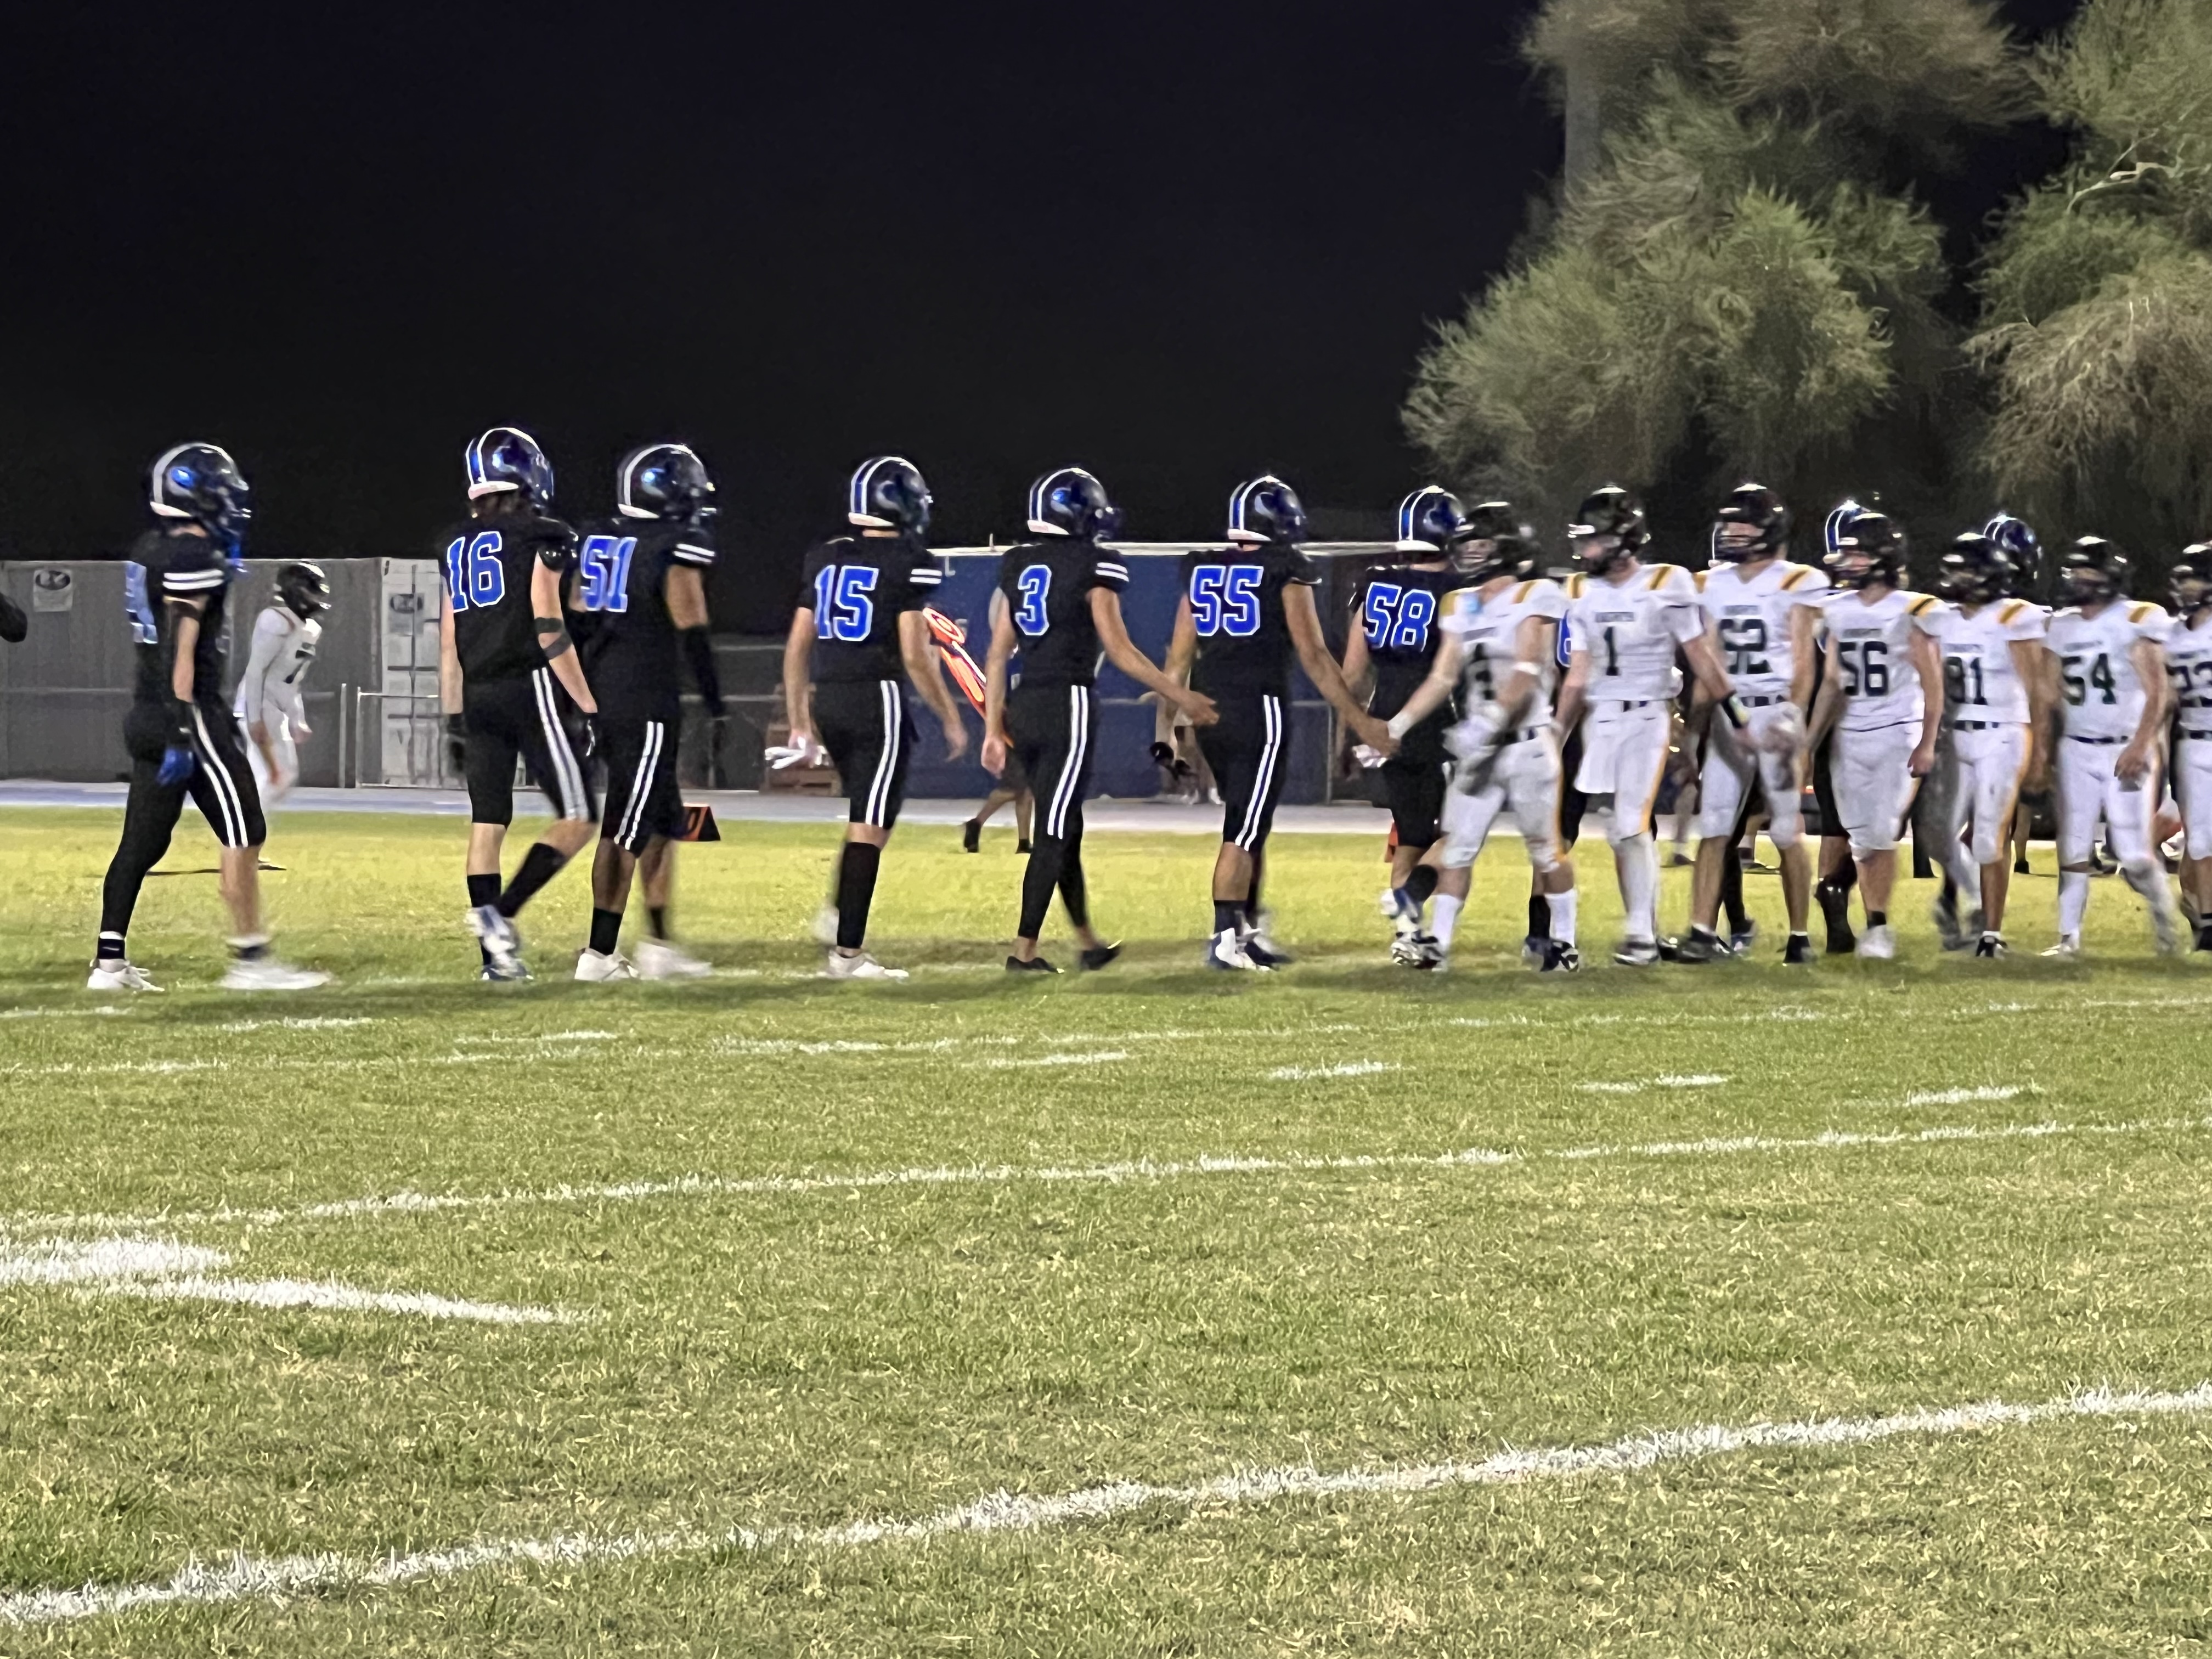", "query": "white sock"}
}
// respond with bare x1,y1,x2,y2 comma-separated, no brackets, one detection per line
1941,840,1979,906
1547,889,1578,946
1618,833,1658,941
1431,894,1464,951
2123,859,2177,921
2058,869,2090,938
